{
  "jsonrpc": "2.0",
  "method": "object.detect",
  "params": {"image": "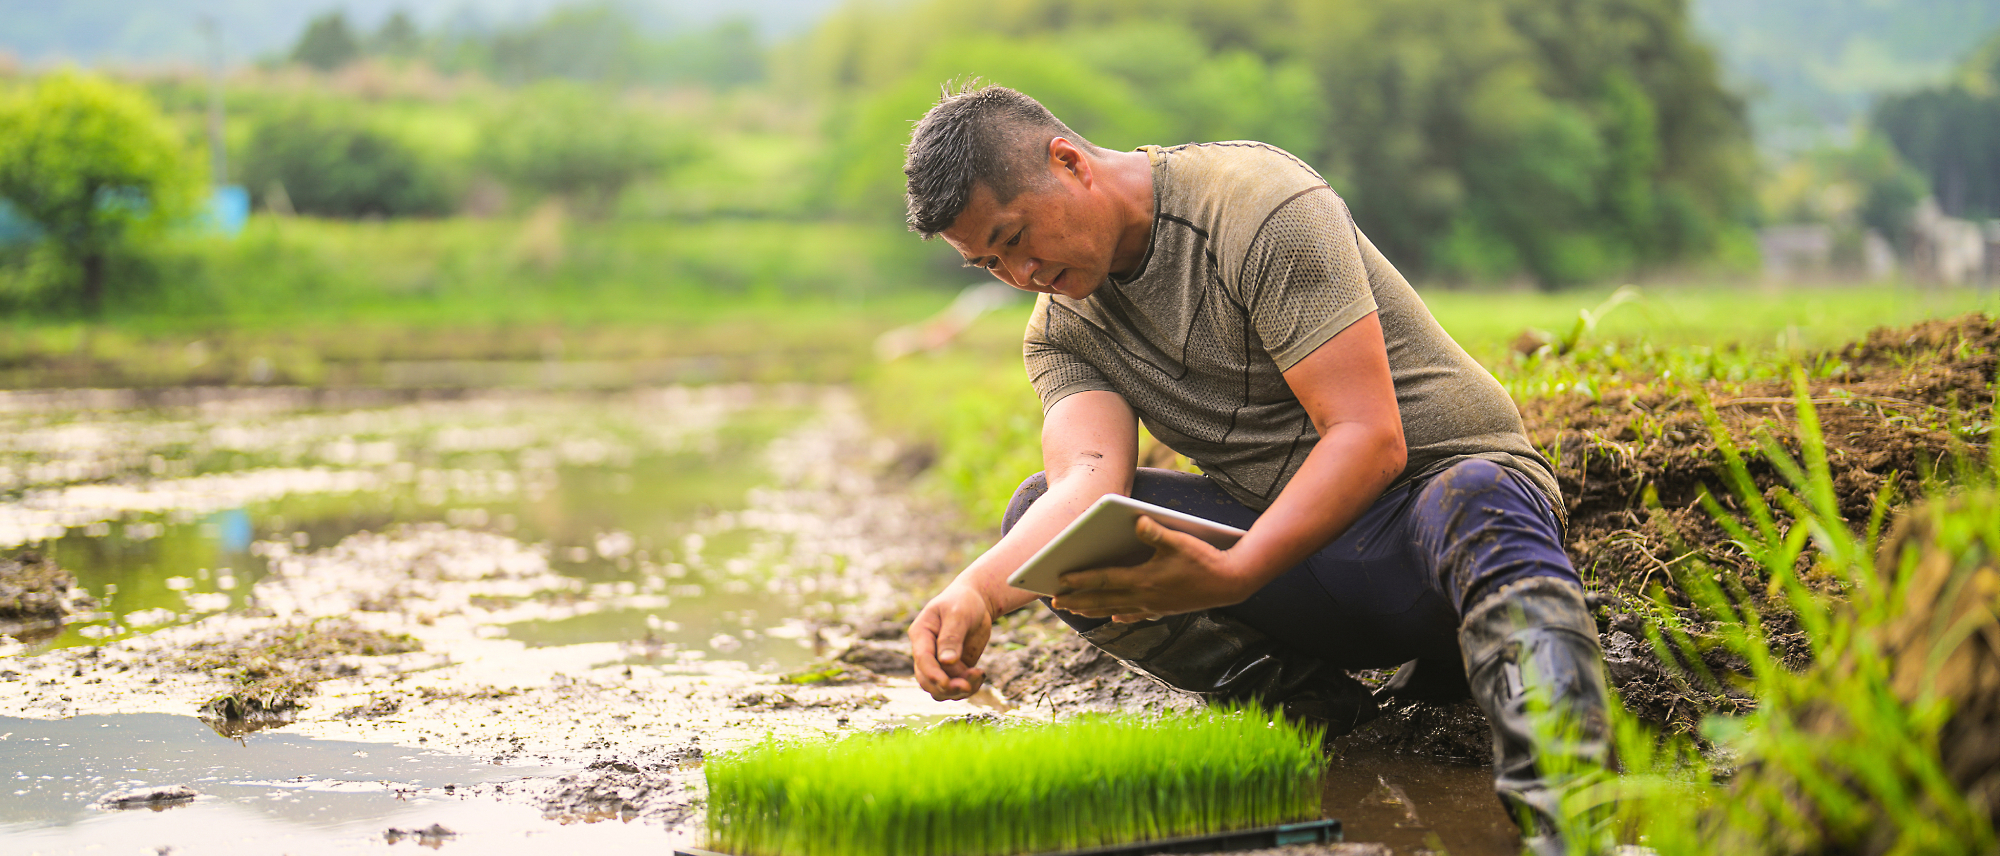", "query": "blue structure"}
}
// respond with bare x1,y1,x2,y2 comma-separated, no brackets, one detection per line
202,185,249,236
0,185,249,246
0,198,38,245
